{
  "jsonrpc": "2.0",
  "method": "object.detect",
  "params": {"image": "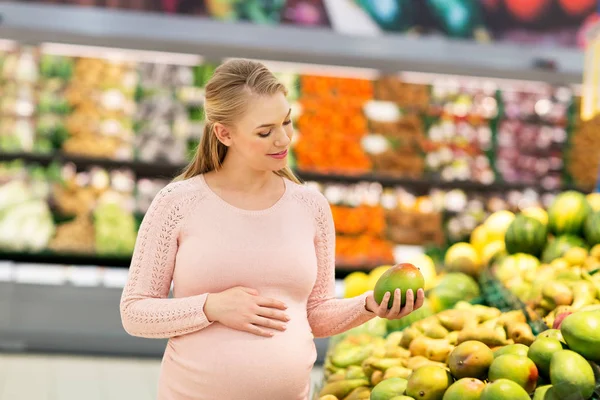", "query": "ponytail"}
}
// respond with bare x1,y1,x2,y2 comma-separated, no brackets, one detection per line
174,122,227,181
